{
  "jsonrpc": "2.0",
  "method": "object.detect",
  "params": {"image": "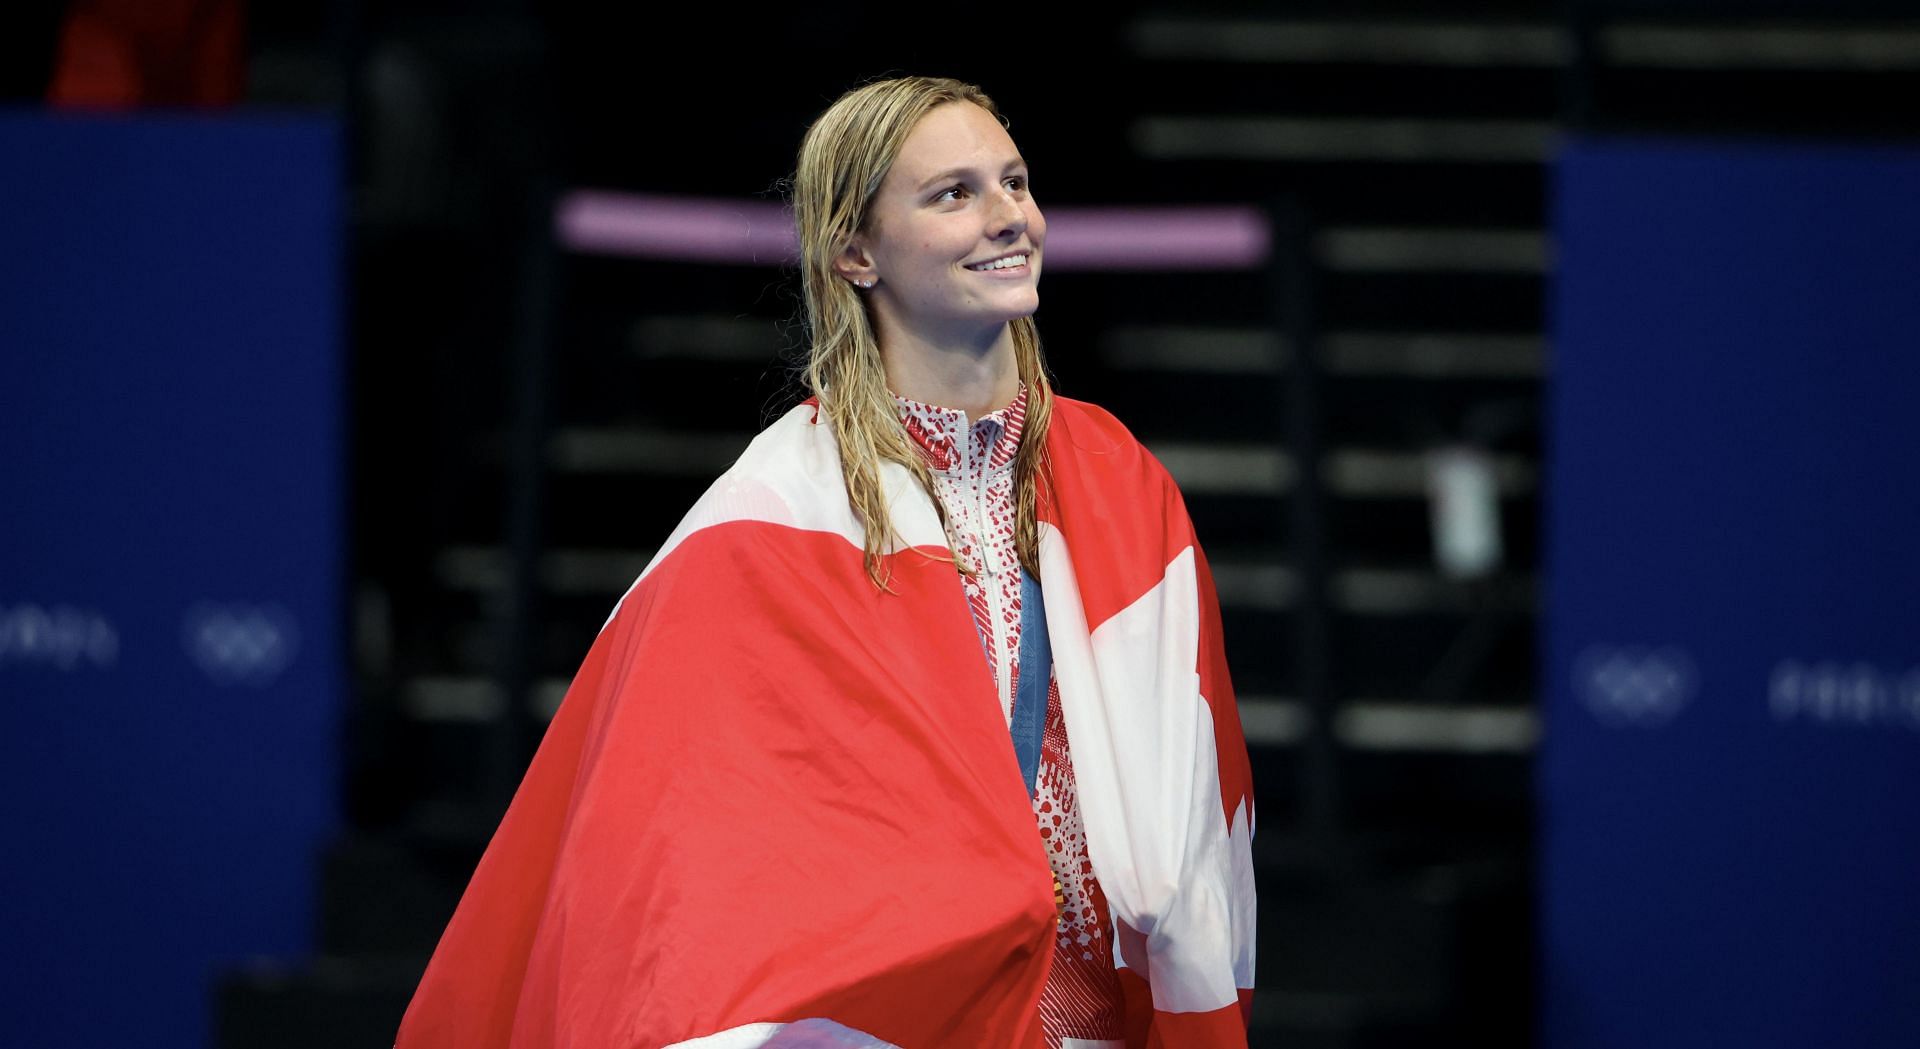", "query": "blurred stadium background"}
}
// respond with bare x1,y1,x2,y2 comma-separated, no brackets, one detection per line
3,2,1917,1047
